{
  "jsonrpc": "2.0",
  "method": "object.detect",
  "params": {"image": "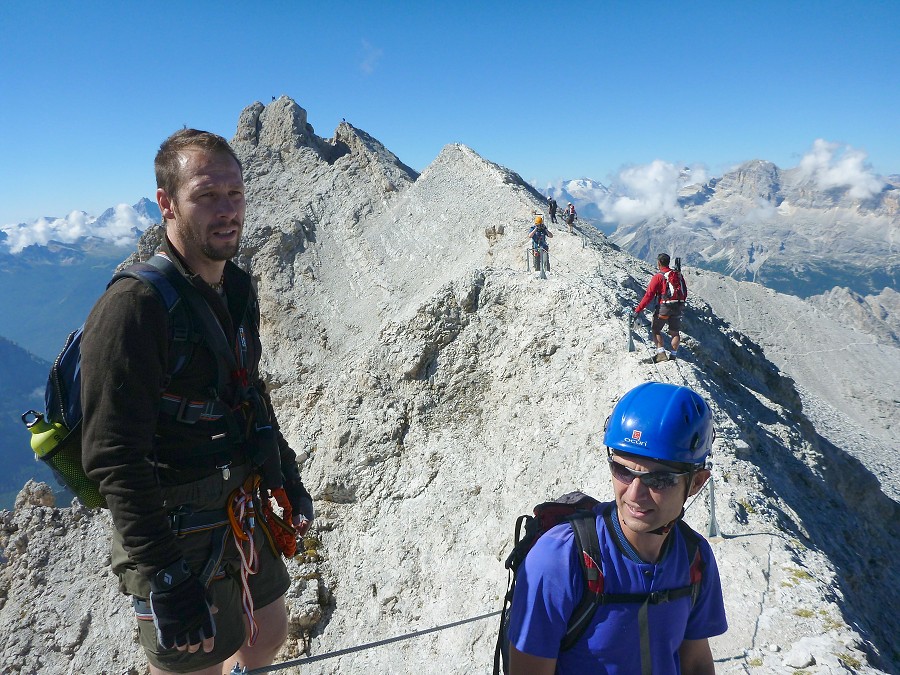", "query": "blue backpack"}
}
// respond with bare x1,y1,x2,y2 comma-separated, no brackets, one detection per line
23,255,204,507
493,493,704,674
